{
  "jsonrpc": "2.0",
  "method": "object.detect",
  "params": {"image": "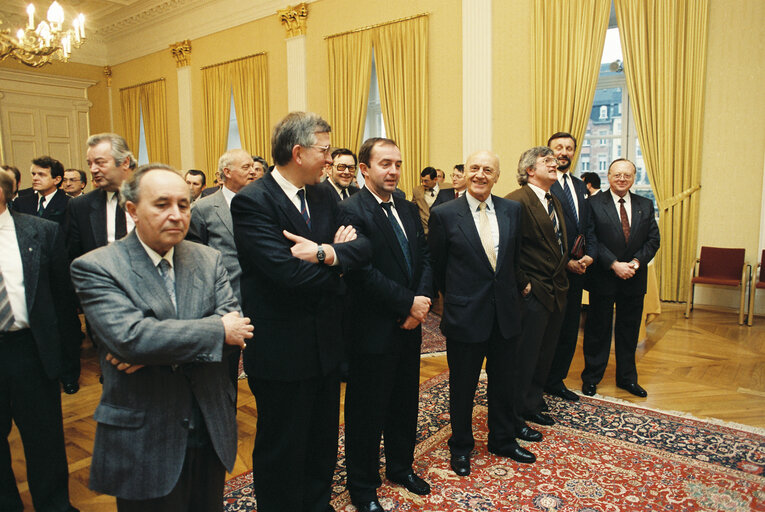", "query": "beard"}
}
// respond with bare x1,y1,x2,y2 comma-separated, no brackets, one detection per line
557,158,571,172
